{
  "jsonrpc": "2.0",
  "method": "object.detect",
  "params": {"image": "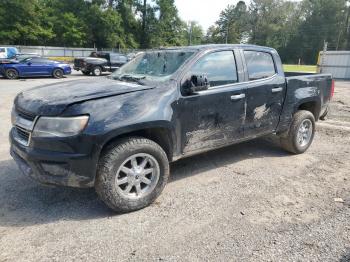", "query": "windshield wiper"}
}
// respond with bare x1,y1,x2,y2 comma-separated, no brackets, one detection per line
114,74,146,85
